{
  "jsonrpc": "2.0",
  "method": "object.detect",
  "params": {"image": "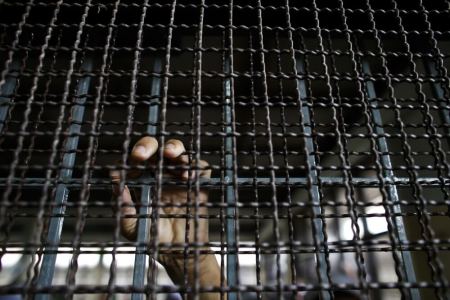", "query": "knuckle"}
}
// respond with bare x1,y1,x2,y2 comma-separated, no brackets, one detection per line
120,226,137,241
199,159,209,167
109,170,121,181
